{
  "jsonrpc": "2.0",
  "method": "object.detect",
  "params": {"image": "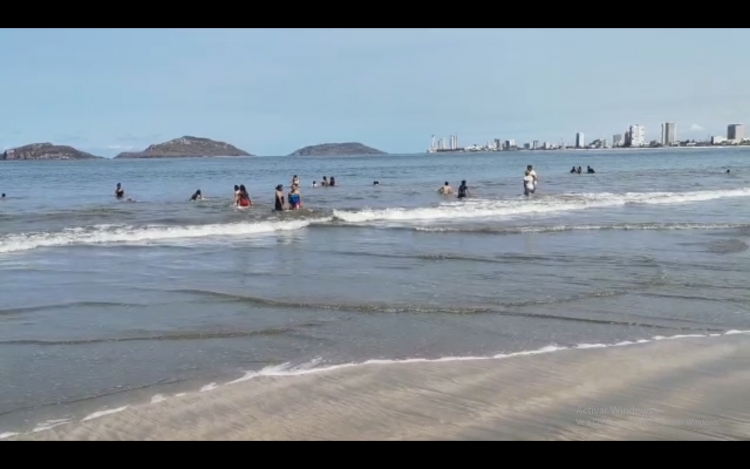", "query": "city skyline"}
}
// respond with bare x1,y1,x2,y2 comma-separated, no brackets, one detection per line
428,121,748,153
